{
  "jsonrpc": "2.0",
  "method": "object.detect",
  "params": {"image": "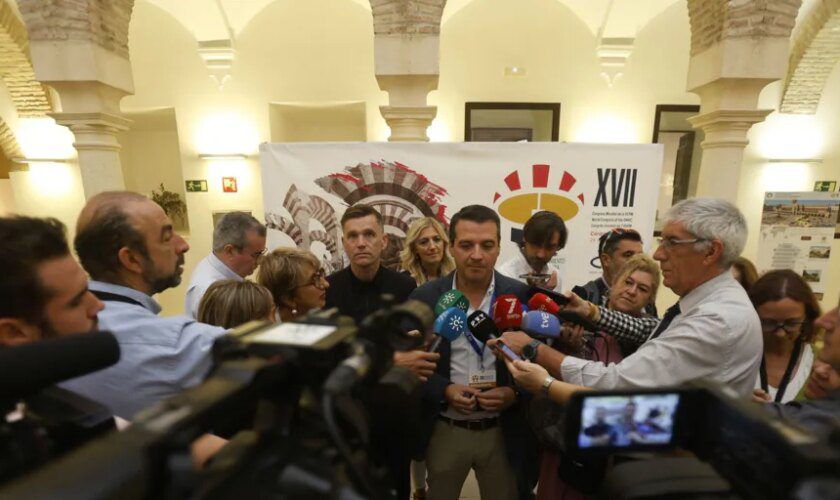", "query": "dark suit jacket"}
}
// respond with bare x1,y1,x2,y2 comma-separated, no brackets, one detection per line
409,271,539,495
